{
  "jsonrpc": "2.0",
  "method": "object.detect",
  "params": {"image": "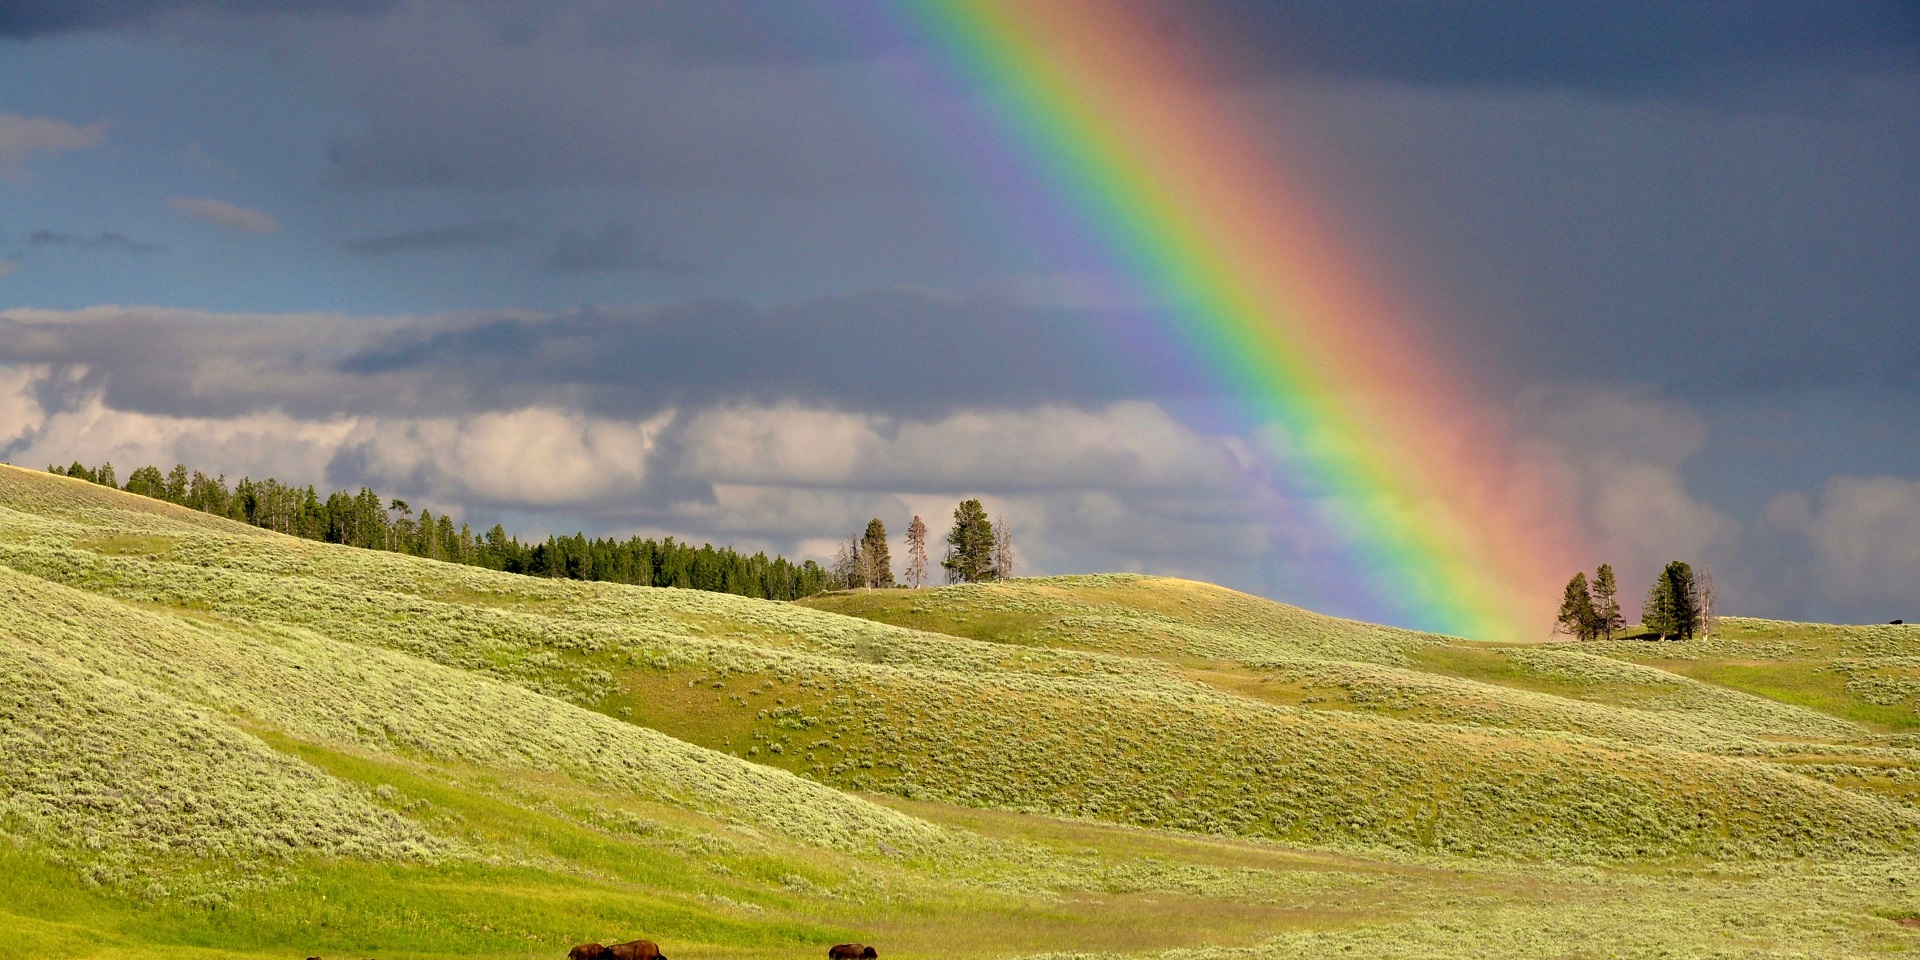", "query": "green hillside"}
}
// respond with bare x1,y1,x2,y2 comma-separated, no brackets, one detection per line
2,464,1919,959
